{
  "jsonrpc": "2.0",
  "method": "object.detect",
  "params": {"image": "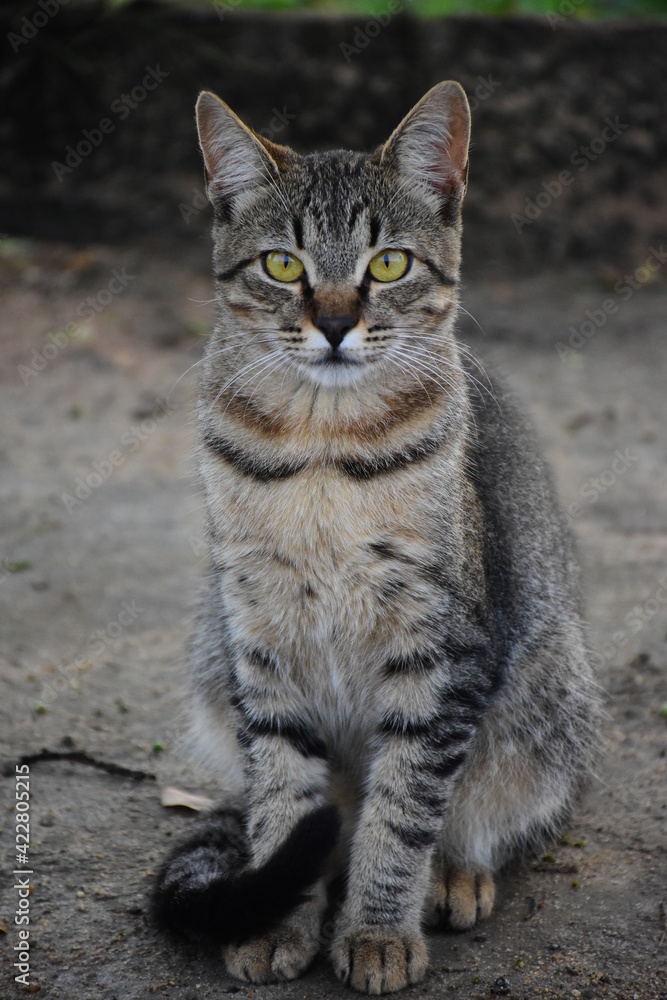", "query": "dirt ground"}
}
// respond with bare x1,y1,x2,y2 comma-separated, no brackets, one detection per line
0,235,665,1000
